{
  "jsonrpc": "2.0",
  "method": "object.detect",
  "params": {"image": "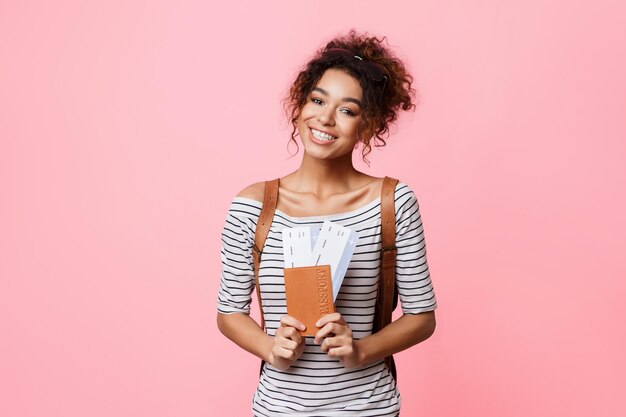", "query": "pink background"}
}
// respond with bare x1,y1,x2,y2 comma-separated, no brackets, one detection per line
1,1,625,416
